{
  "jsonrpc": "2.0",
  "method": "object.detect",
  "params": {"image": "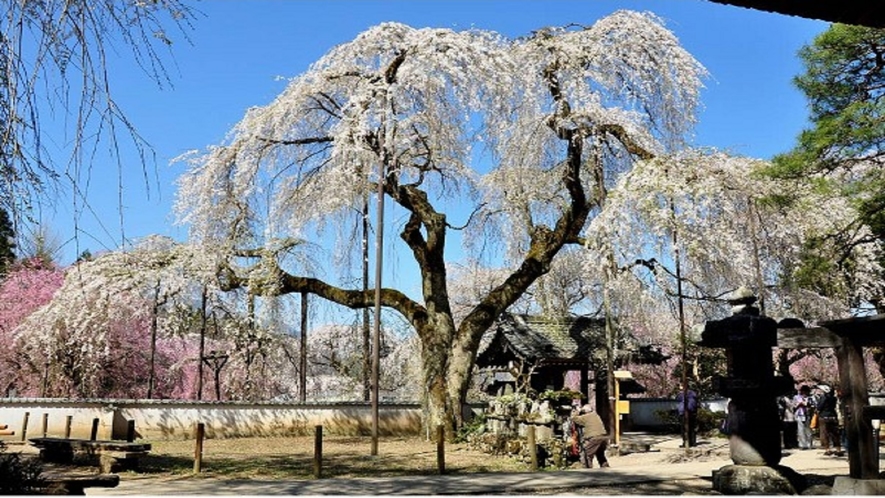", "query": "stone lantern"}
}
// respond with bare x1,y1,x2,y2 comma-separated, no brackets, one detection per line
699,287,805,494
